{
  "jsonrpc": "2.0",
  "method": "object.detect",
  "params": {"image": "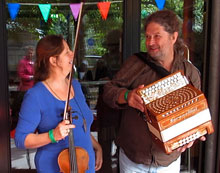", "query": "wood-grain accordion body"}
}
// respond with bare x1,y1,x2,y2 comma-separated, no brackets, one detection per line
137,71,214,154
